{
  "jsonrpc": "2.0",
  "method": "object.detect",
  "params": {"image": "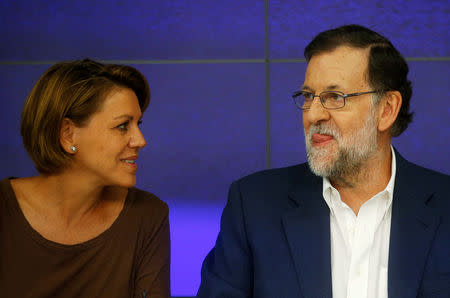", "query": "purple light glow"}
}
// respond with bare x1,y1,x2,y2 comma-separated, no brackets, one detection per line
169,202,224,296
